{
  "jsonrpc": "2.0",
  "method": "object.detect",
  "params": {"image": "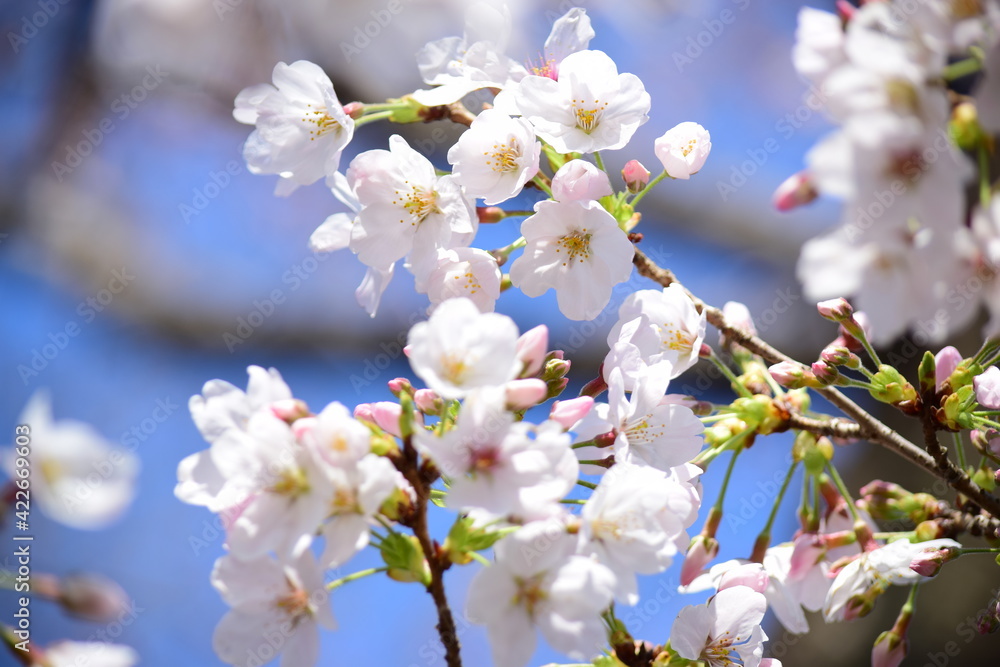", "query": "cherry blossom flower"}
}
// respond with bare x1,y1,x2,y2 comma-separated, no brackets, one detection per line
573,364,703,473
406,297,521,399
414,389,577,517
318,454,400,568
234,60,354,196
511,50,650,154
5,392,138,530
211,551,335,667
447,109,541,205
297,401,373,468
654,122,712,179
417,247,502,313
671,585,769,667
509,198,634,321
467,519,616,667
577,462,698,604
606,284,707,378
824,538,962,622
347,135,476,273
213,411,334,559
